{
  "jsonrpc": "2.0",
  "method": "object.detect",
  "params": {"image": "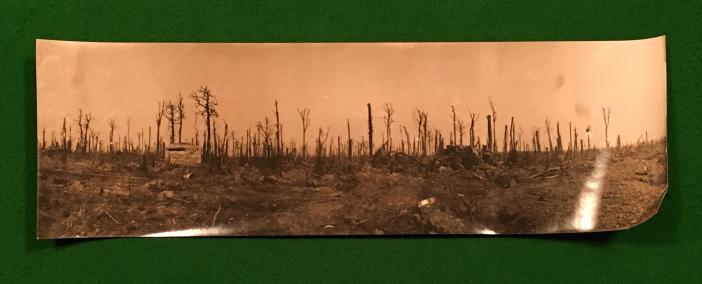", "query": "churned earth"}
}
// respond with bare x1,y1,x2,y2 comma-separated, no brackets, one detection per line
36,142,667,238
